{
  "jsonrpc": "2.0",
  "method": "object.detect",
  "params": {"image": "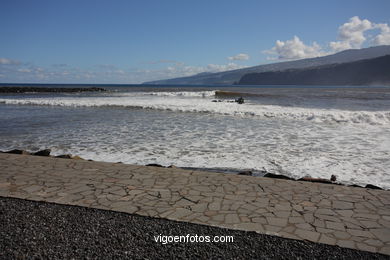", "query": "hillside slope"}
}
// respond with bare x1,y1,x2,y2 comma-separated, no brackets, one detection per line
238,55,390,86
144,45,390,85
